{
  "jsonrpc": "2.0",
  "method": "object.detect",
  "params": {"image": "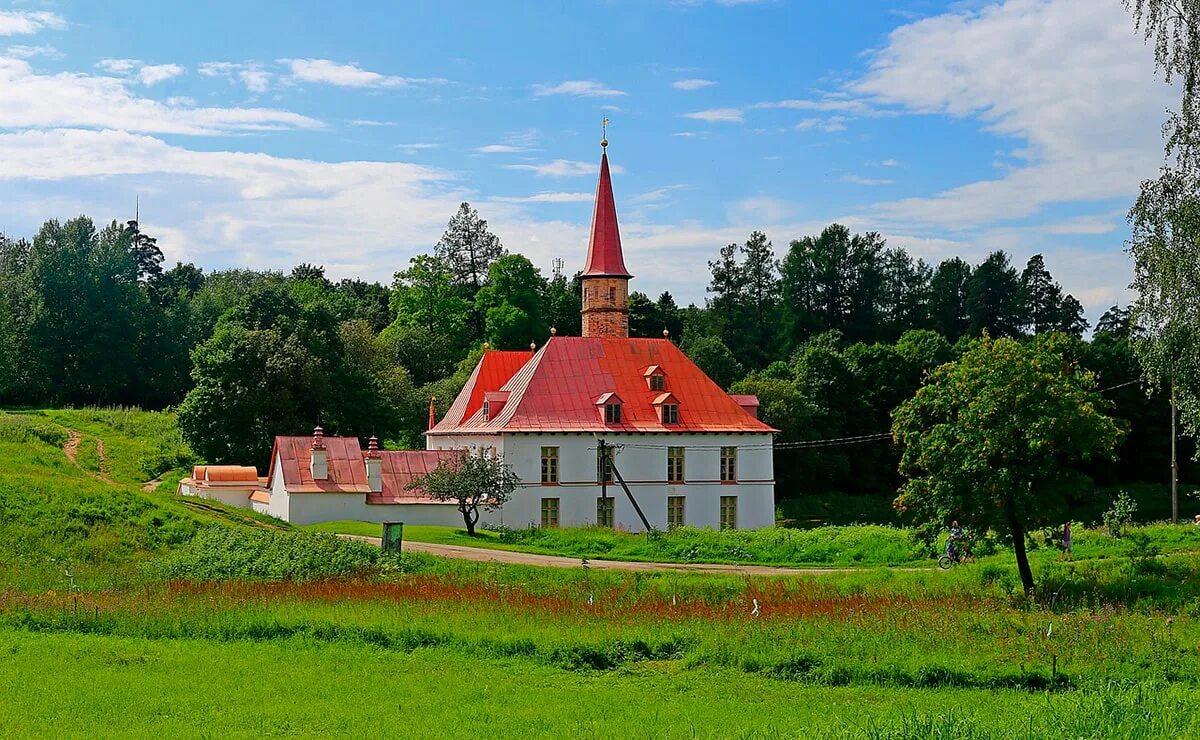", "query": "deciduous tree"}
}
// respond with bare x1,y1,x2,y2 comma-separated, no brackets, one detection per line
892,334,1125,594
409,448,520,536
